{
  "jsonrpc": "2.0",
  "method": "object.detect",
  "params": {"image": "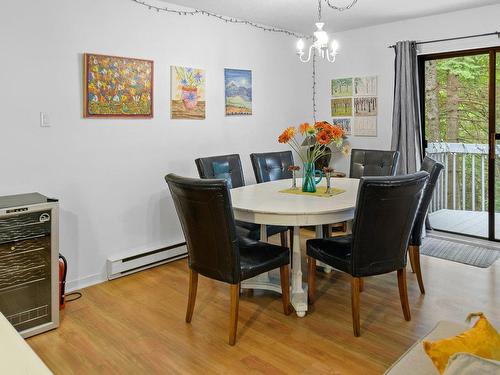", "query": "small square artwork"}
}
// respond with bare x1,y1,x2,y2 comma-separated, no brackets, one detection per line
224,69,252,116
331,78,353,97
354,76,377,96
83,53,153,118
332,118,352,135
171,66,206,120
331,98,353,117
354,97,377,116
354,117,377,137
